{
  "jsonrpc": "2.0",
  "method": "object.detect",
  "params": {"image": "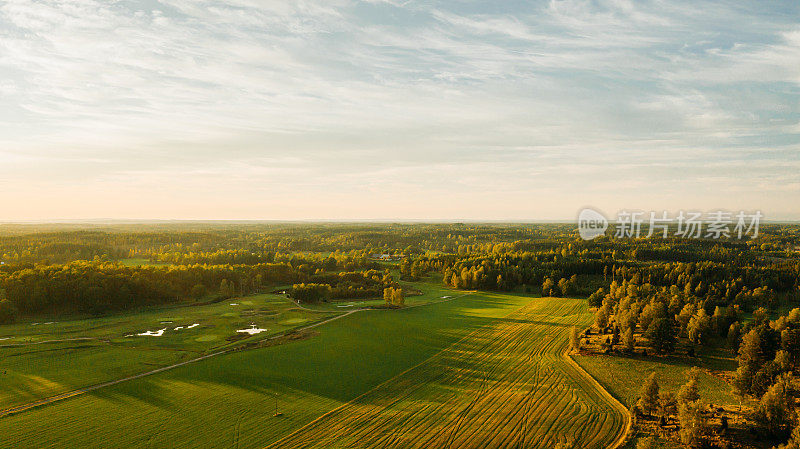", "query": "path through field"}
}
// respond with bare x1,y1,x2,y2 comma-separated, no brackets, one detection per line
0,293,474,420
0,310,356,419
268,297,628,449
